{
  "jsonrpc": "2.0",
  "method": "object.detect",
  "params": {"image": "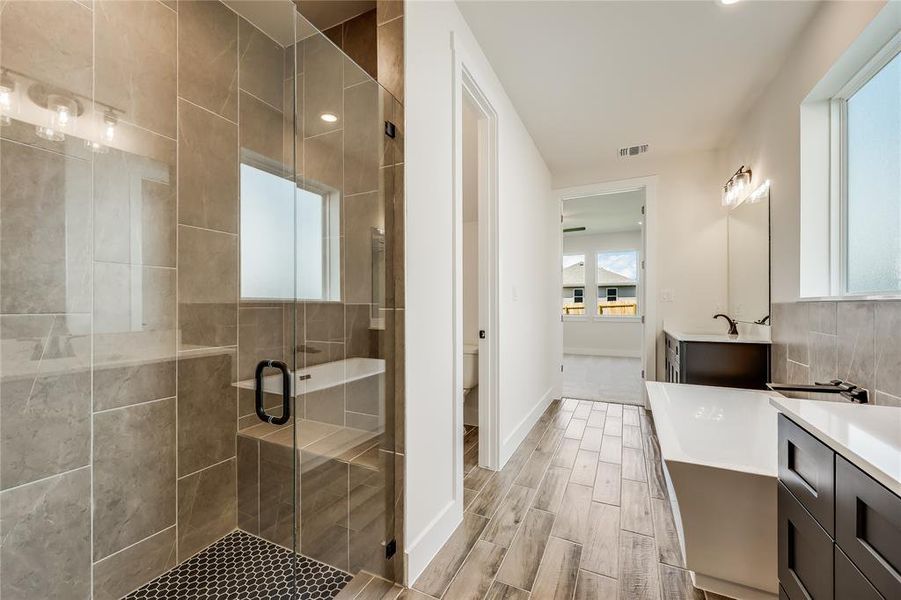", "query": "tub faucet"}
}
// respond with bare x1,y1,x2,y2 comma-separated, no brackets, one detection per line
767,379,869,404
713,313,738,335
